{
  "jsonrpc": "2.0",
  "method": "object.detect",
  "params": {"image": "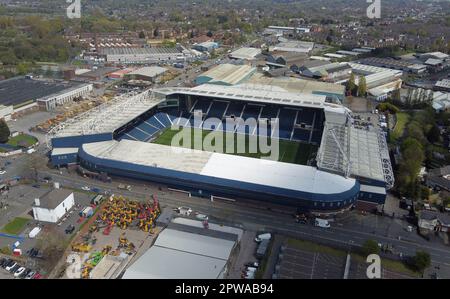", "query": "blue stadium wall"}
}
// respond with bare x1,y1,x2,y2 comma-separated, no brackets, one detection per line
51,153,78,166
78,145,360,212
52,133,113,148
